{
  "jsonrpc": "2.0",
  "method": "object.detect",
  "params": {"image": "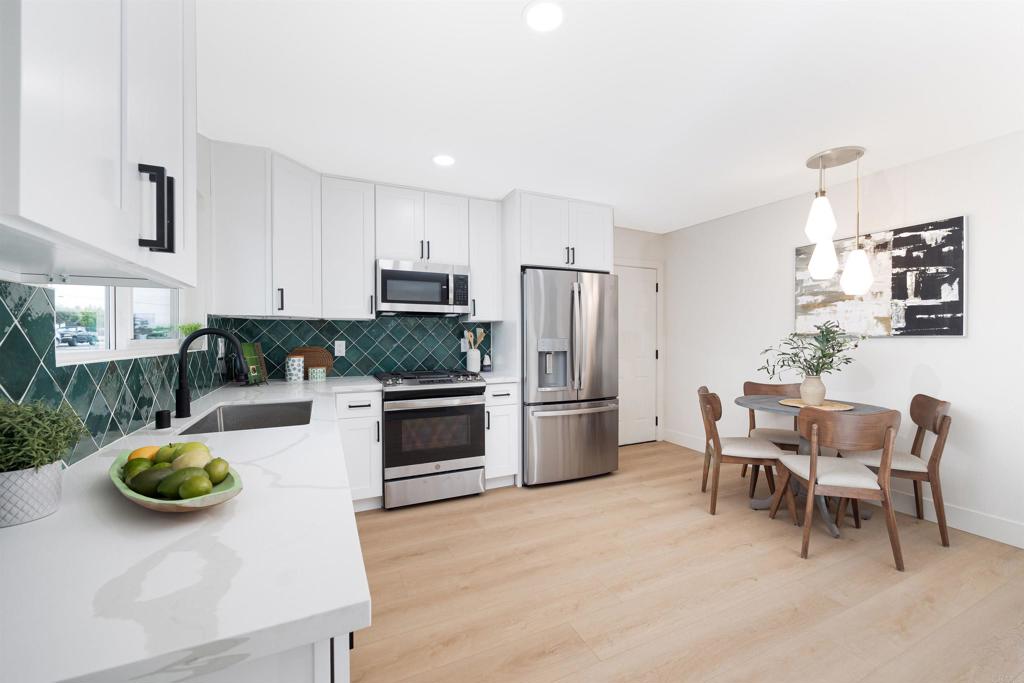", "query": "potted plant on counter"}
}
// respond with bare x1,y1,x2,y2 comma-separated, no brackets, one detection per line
759,321,861,406
0,402,88,527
